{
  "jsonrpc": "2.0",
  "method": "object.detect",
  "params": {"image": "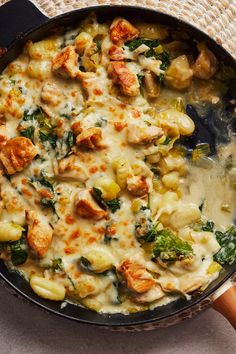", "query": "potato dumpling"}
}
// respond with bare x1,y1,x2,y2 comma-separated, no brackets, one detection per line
112,157,132,189
0,222,24,243
30,275,66,301
162,171,179,190
165,55,193,90
94,176,120,201
156,109,195,136
75,32,93,54
169,203,201,230
82,247,115,273
75,275,103,298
